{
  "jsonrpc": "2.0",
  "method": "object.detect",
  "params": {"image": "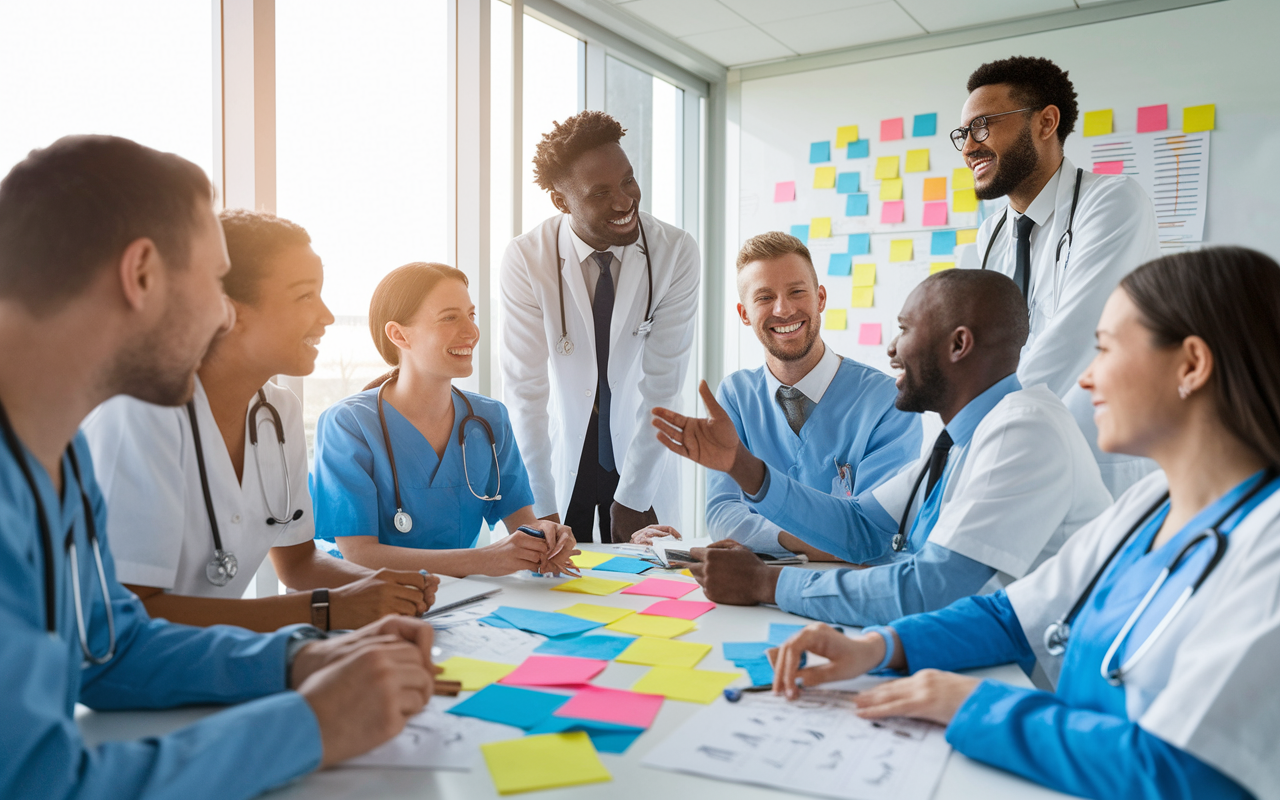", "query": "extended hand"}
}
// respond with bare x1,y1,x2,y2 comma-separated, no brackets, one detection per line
687,540,779,605
850,671,981,727
330,568,438,628
290,615,436,690
651,380,742,473
609,502,658,544
631,524,682,545
521,519,581,576
768,623,885,700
